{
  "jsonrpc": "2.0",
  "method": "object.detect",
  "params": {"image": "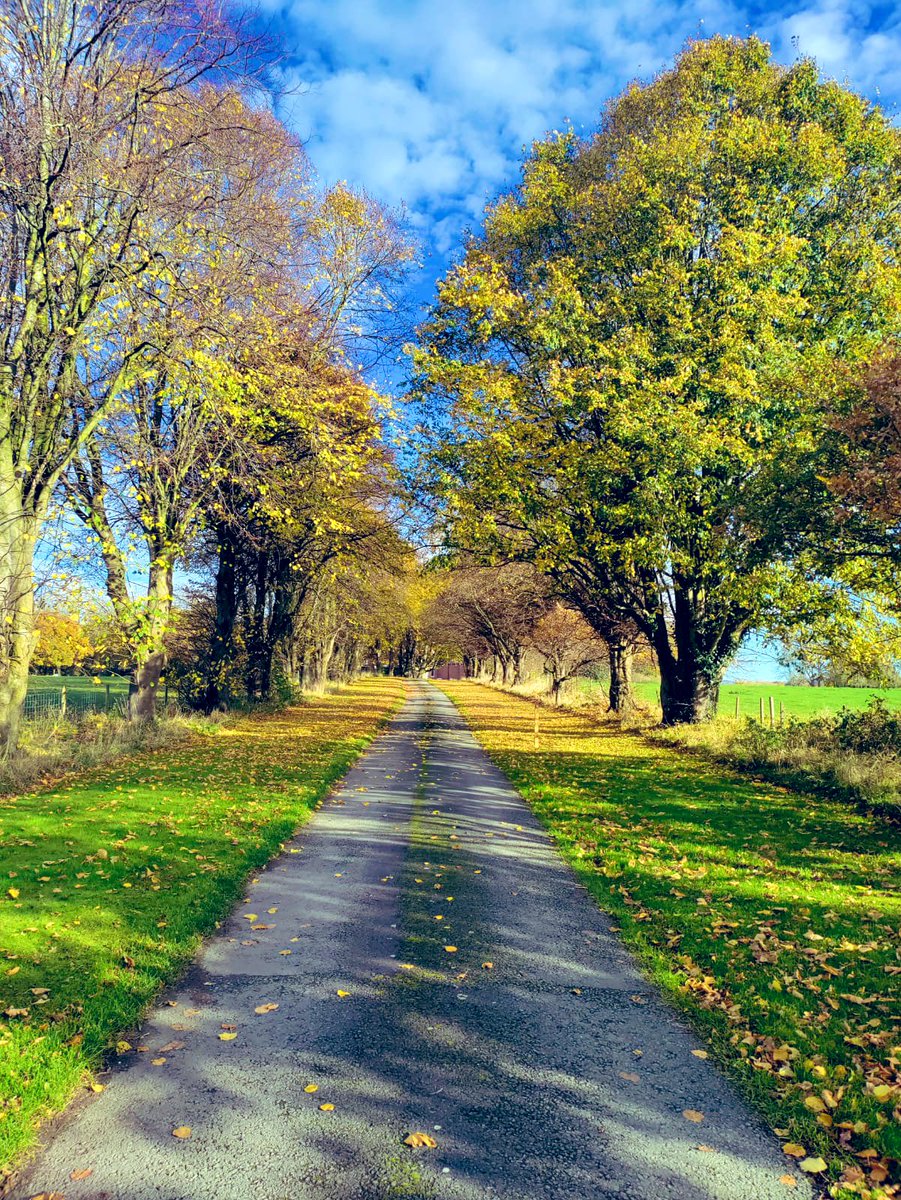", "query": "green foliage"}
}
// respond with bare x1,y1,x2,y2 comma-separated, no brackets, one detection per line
413,37,901,722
